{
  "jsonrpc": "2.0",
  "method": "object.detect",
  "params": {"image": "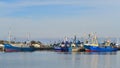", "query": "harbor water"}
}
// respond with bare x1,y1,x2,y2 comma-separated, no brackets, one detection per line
0,51,120,68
